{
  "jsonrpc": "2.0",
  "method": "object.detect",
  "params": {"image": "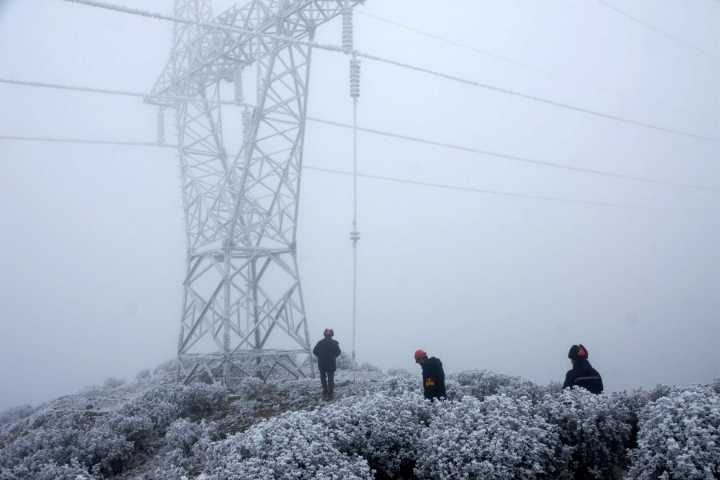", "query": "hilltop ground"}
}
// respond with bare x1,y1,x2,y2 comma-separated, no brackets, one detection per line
1,361,719,479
